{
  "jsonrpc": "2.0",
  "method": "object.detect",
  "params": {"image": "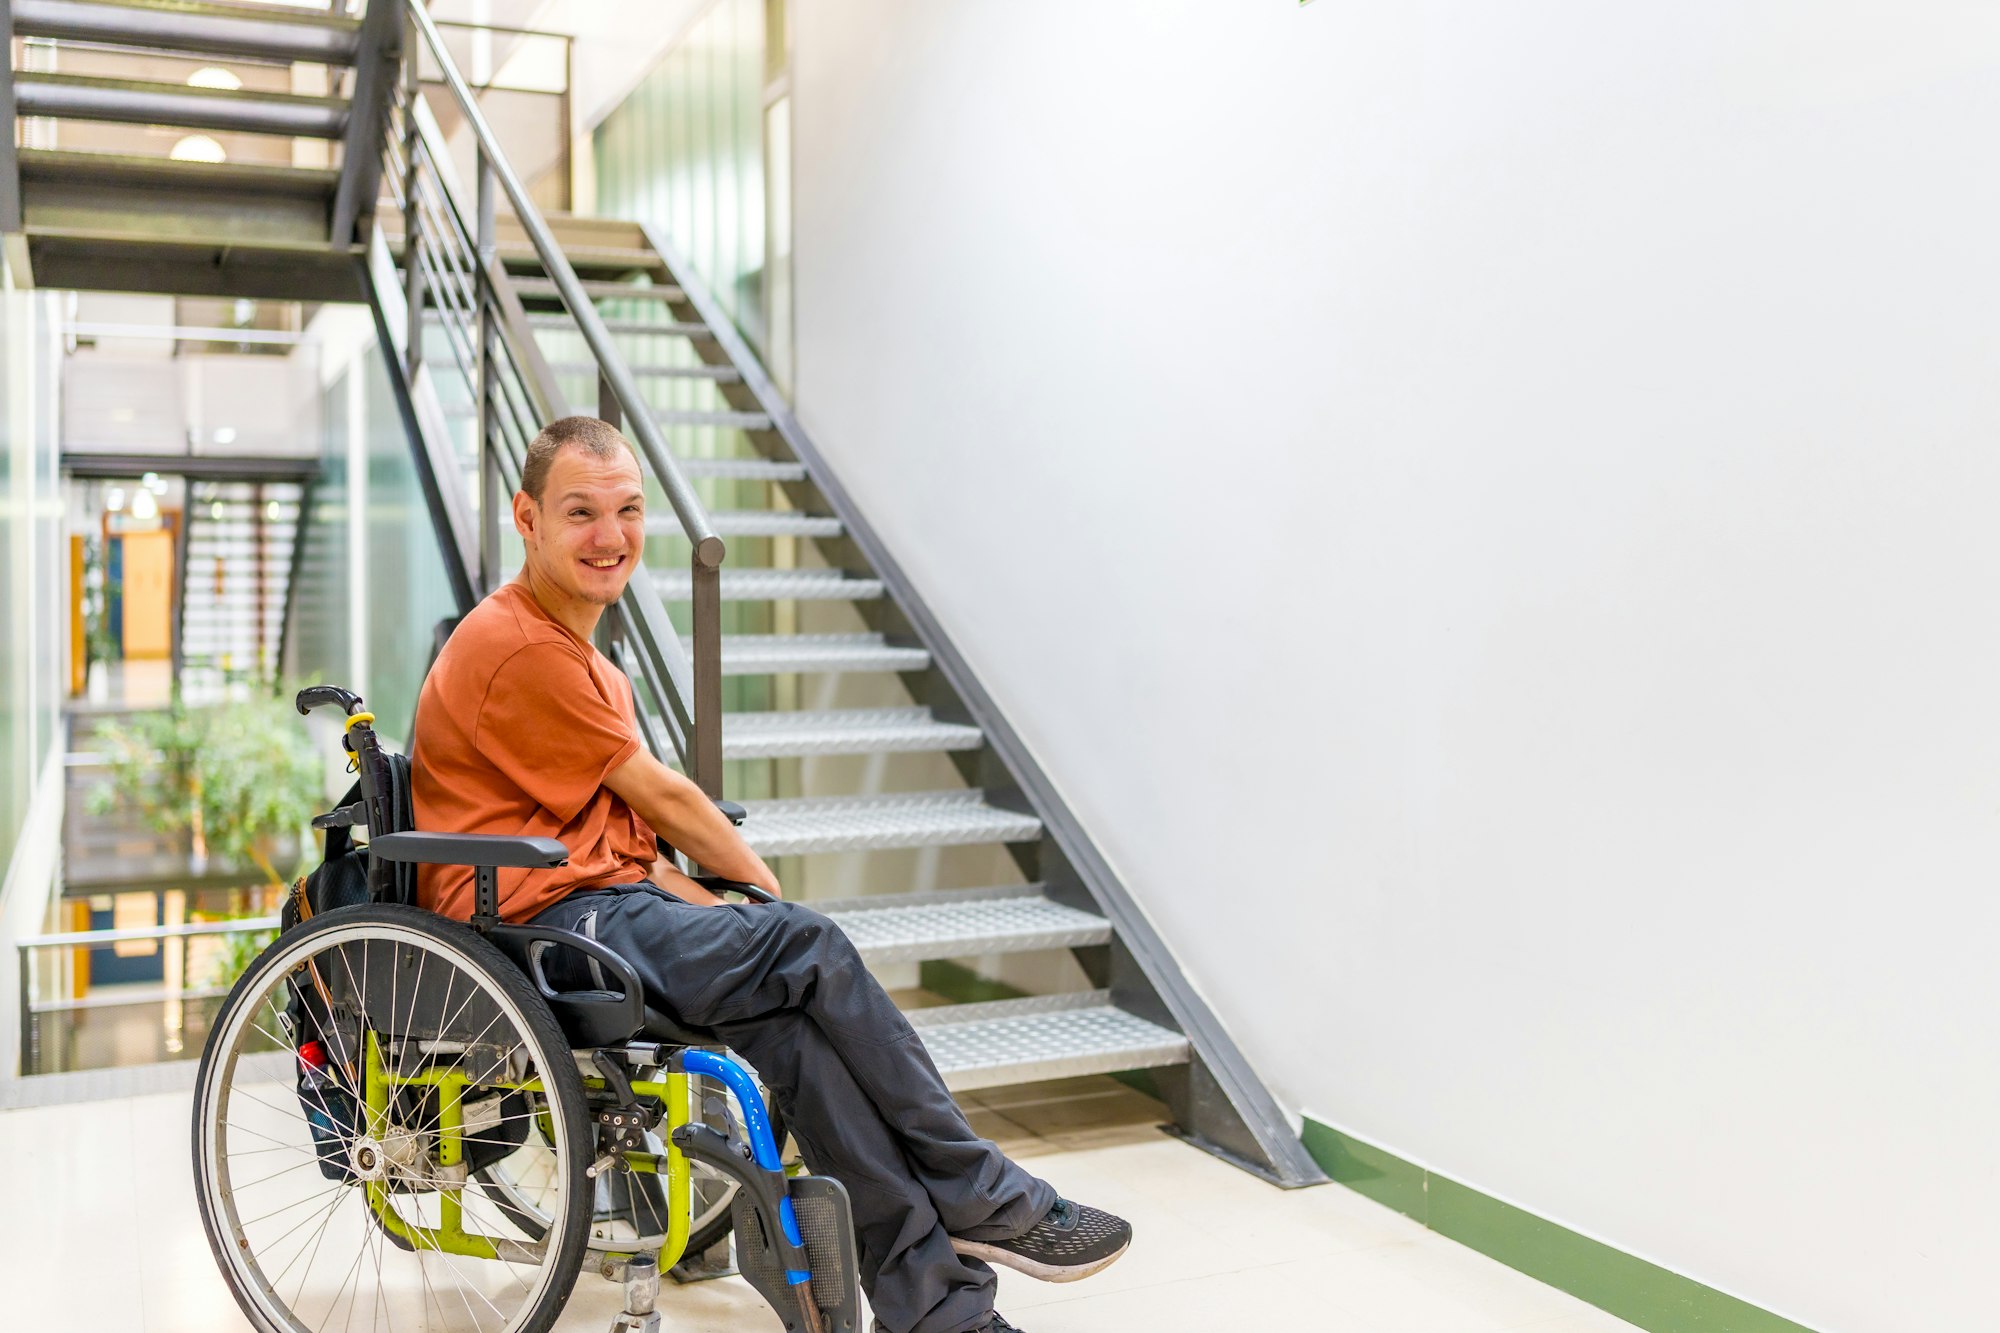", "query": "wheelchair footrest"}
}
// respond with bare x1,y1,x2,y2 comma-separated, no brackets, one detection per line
732,1175,861,1333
